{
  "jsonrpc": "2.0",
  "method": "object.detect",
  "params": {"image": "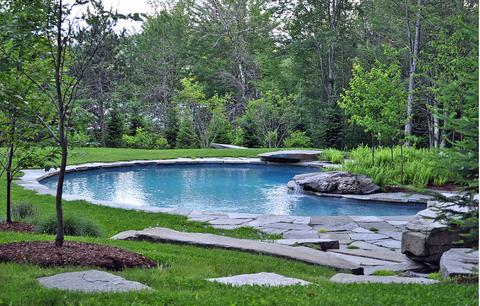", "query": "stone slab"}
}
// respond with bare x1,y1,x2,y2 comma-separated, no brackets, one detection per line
440,248,479,278
330,273,439,284
373,239,402,249
348,233,389,241
357,222,399,232
351,216,384,223
310,216,355,225
363,261,429,275
257,150,323,163
326,252,396,267
318,233,353,244
275,239,339,250
261,223,313,231
208,218,253,225
210,143,248,149
327,249,406,263
348,241,392,252
313,222,359,232
37,270,151,292
113,227,362,273
282,230,320,239
377,231,403,241
207,272,312,286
